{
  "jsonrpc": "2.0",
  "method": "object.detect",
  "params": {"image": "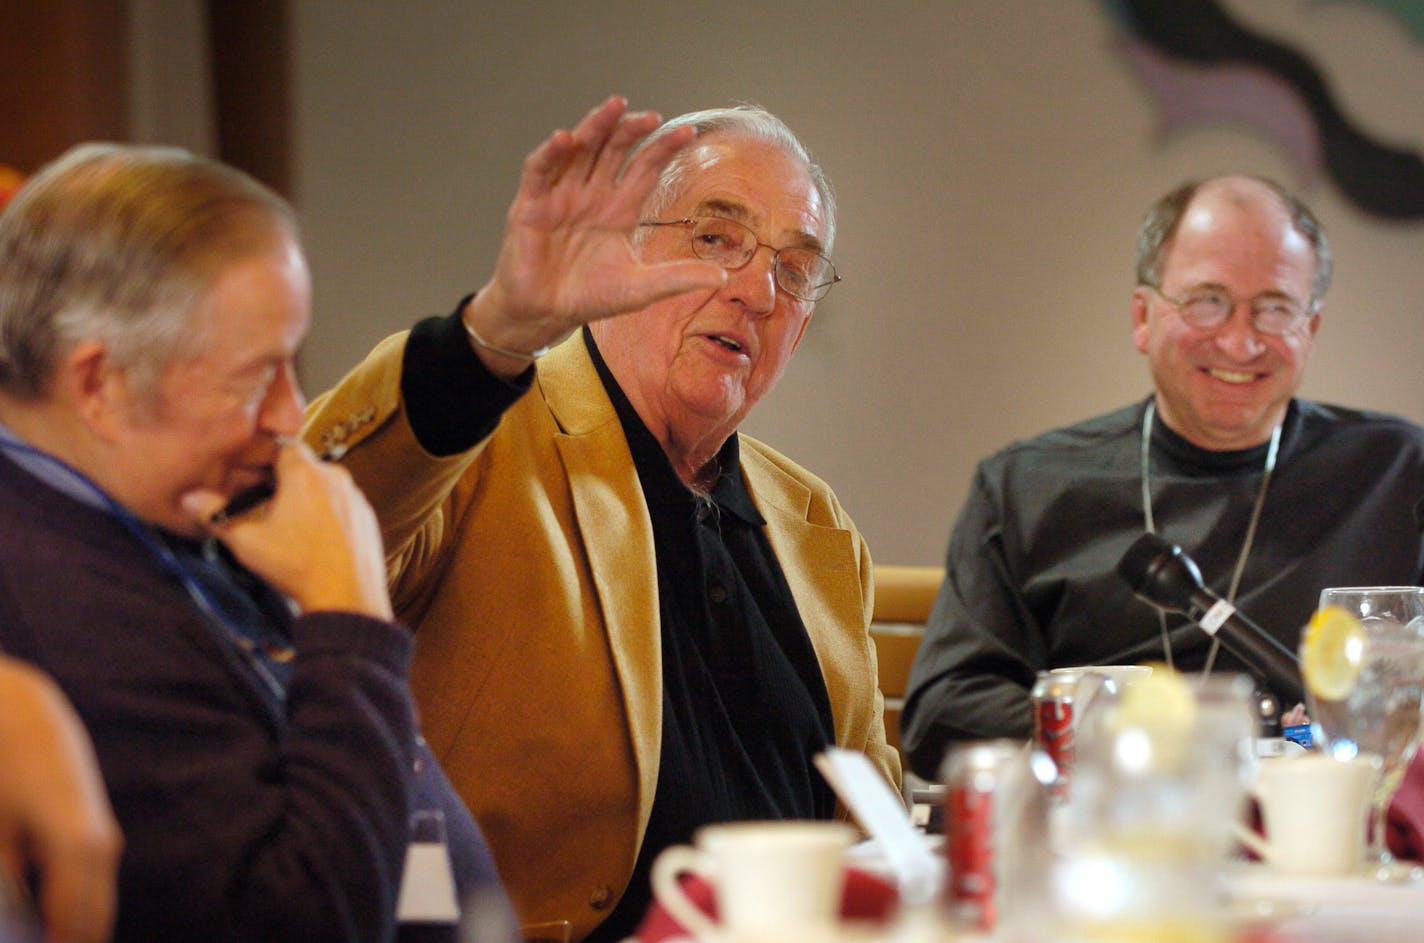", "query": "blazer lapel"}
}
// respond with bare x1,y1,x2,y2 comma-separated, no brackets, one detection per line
540,334,663,828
